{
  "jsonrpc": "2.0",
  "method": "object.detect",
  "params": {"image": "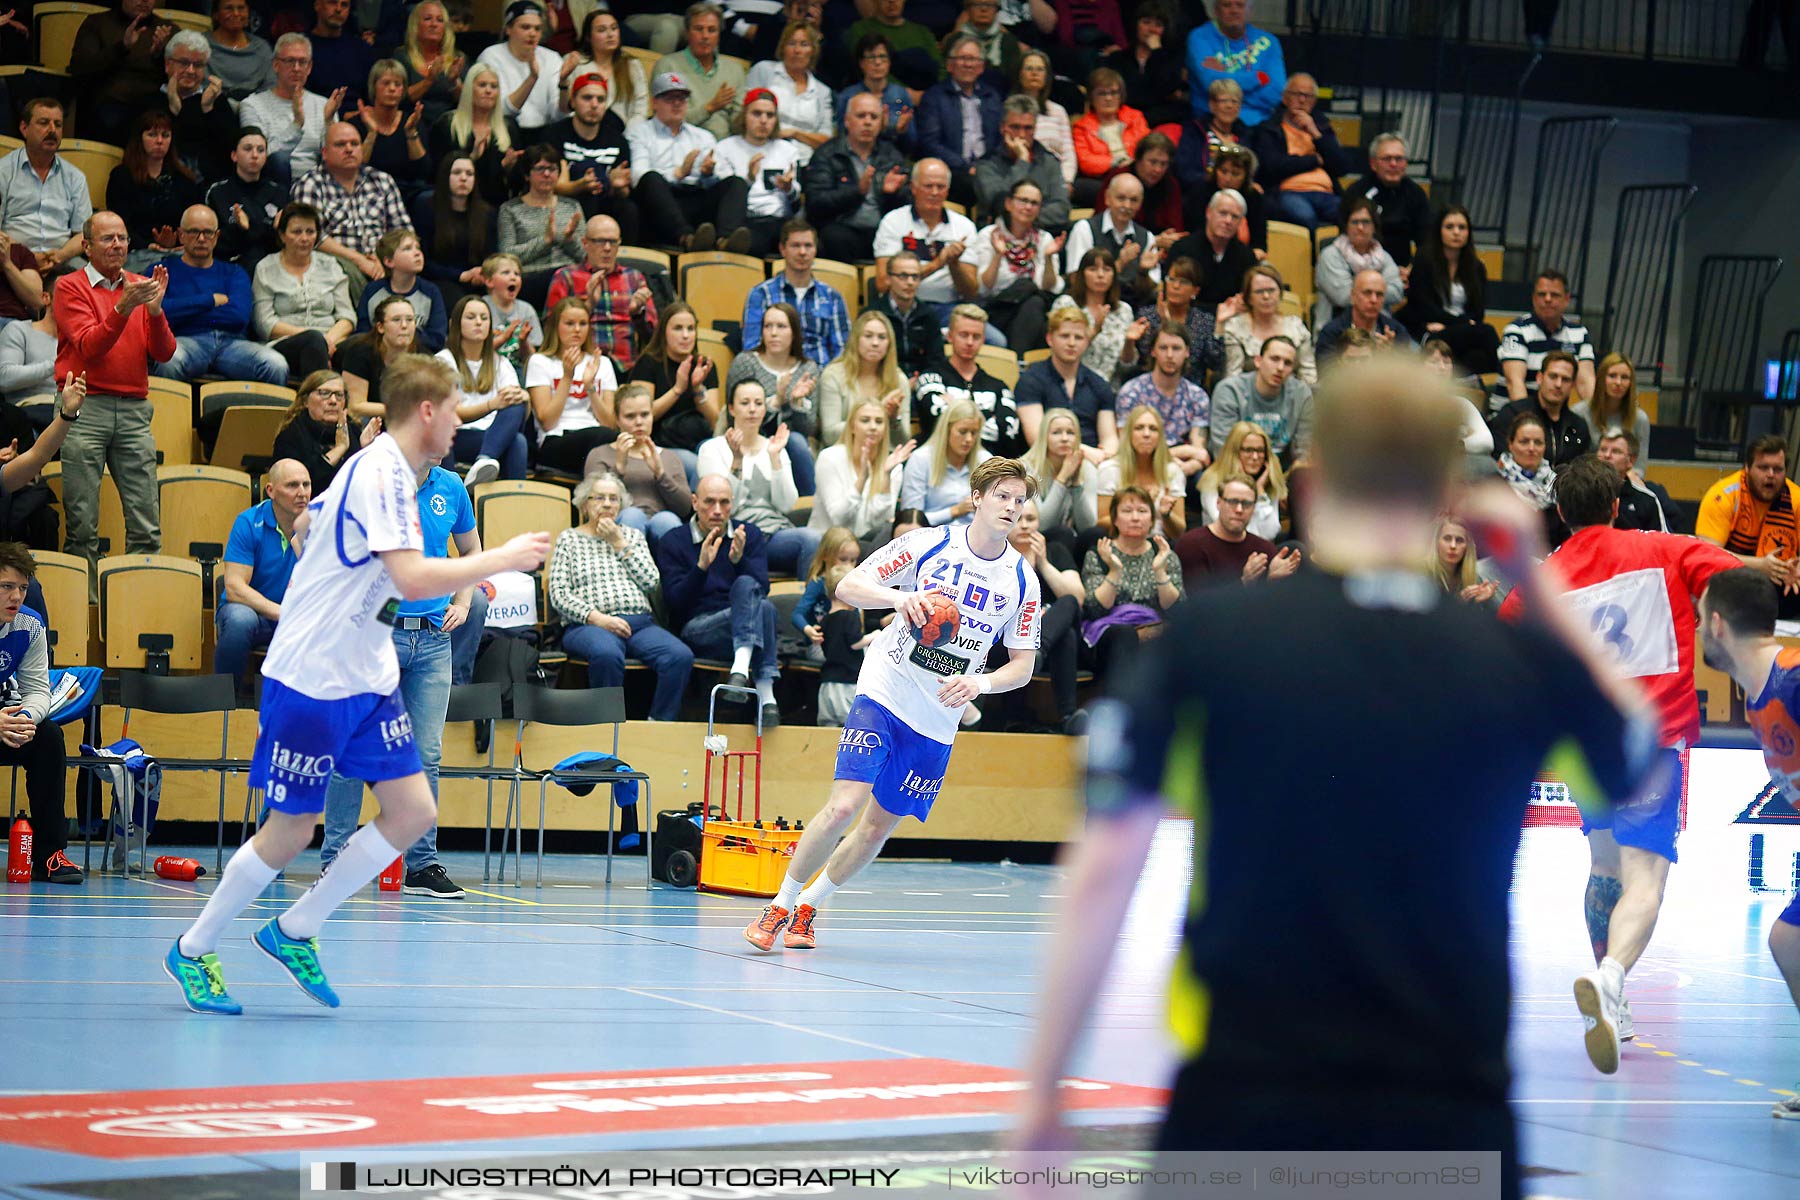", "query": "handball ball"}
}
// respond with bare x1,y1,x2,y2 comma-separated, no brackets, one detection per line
912,591,961,648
